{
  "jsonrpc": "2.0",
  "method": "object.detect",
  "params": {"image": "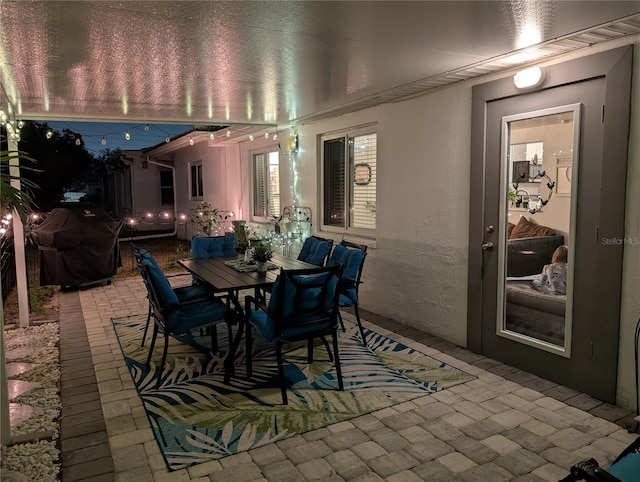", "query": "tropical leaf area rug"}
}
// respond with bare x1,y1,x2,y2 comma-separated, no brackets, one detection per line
111,313,476,470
